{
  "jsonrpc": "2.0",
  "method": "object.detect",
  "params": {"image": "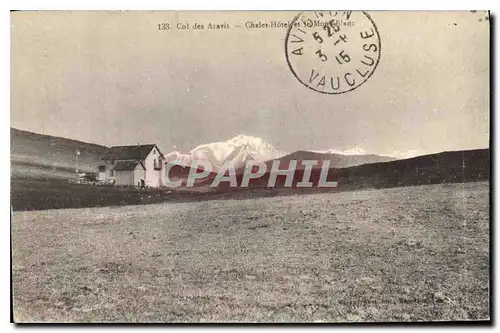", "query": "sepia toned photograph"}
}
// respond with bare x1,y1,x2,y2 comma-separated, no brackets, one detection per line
10,10,490,323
